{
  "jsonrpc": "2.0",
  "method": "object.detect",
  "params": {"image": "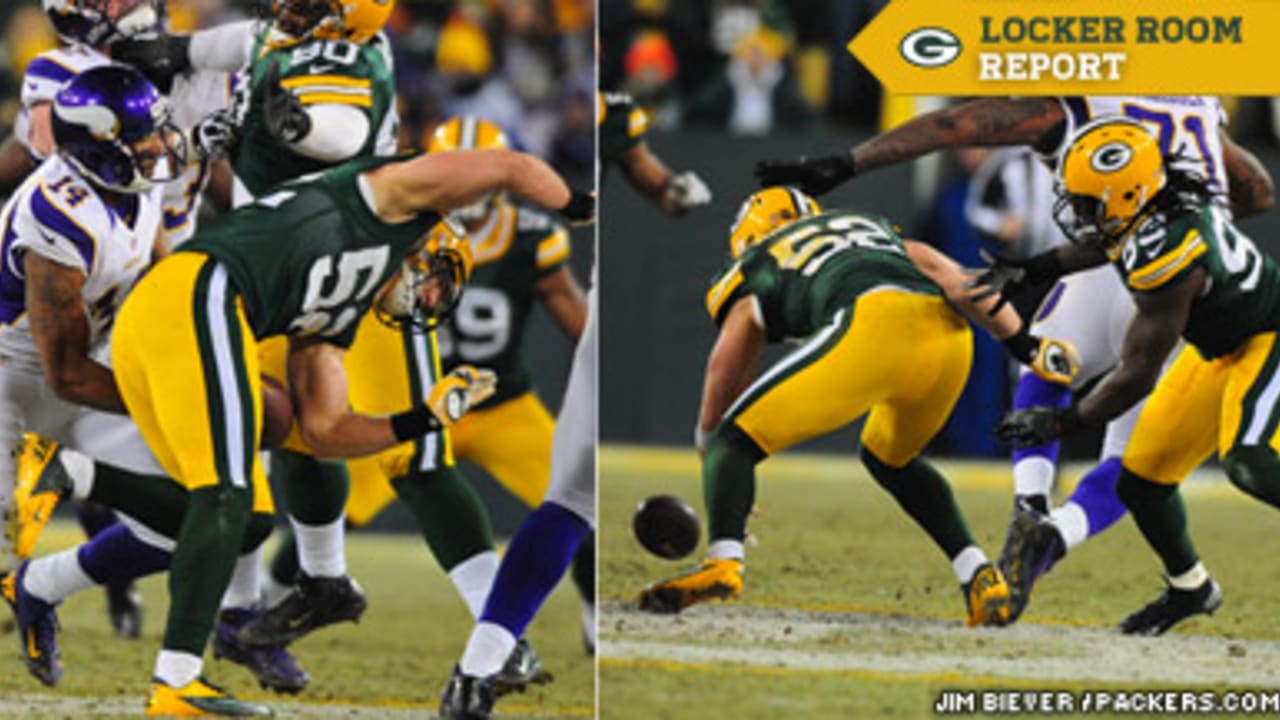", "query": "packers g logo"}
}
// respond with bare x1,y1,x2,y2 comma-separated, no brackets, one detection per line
900,28,961,69
1091,141,1134,174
